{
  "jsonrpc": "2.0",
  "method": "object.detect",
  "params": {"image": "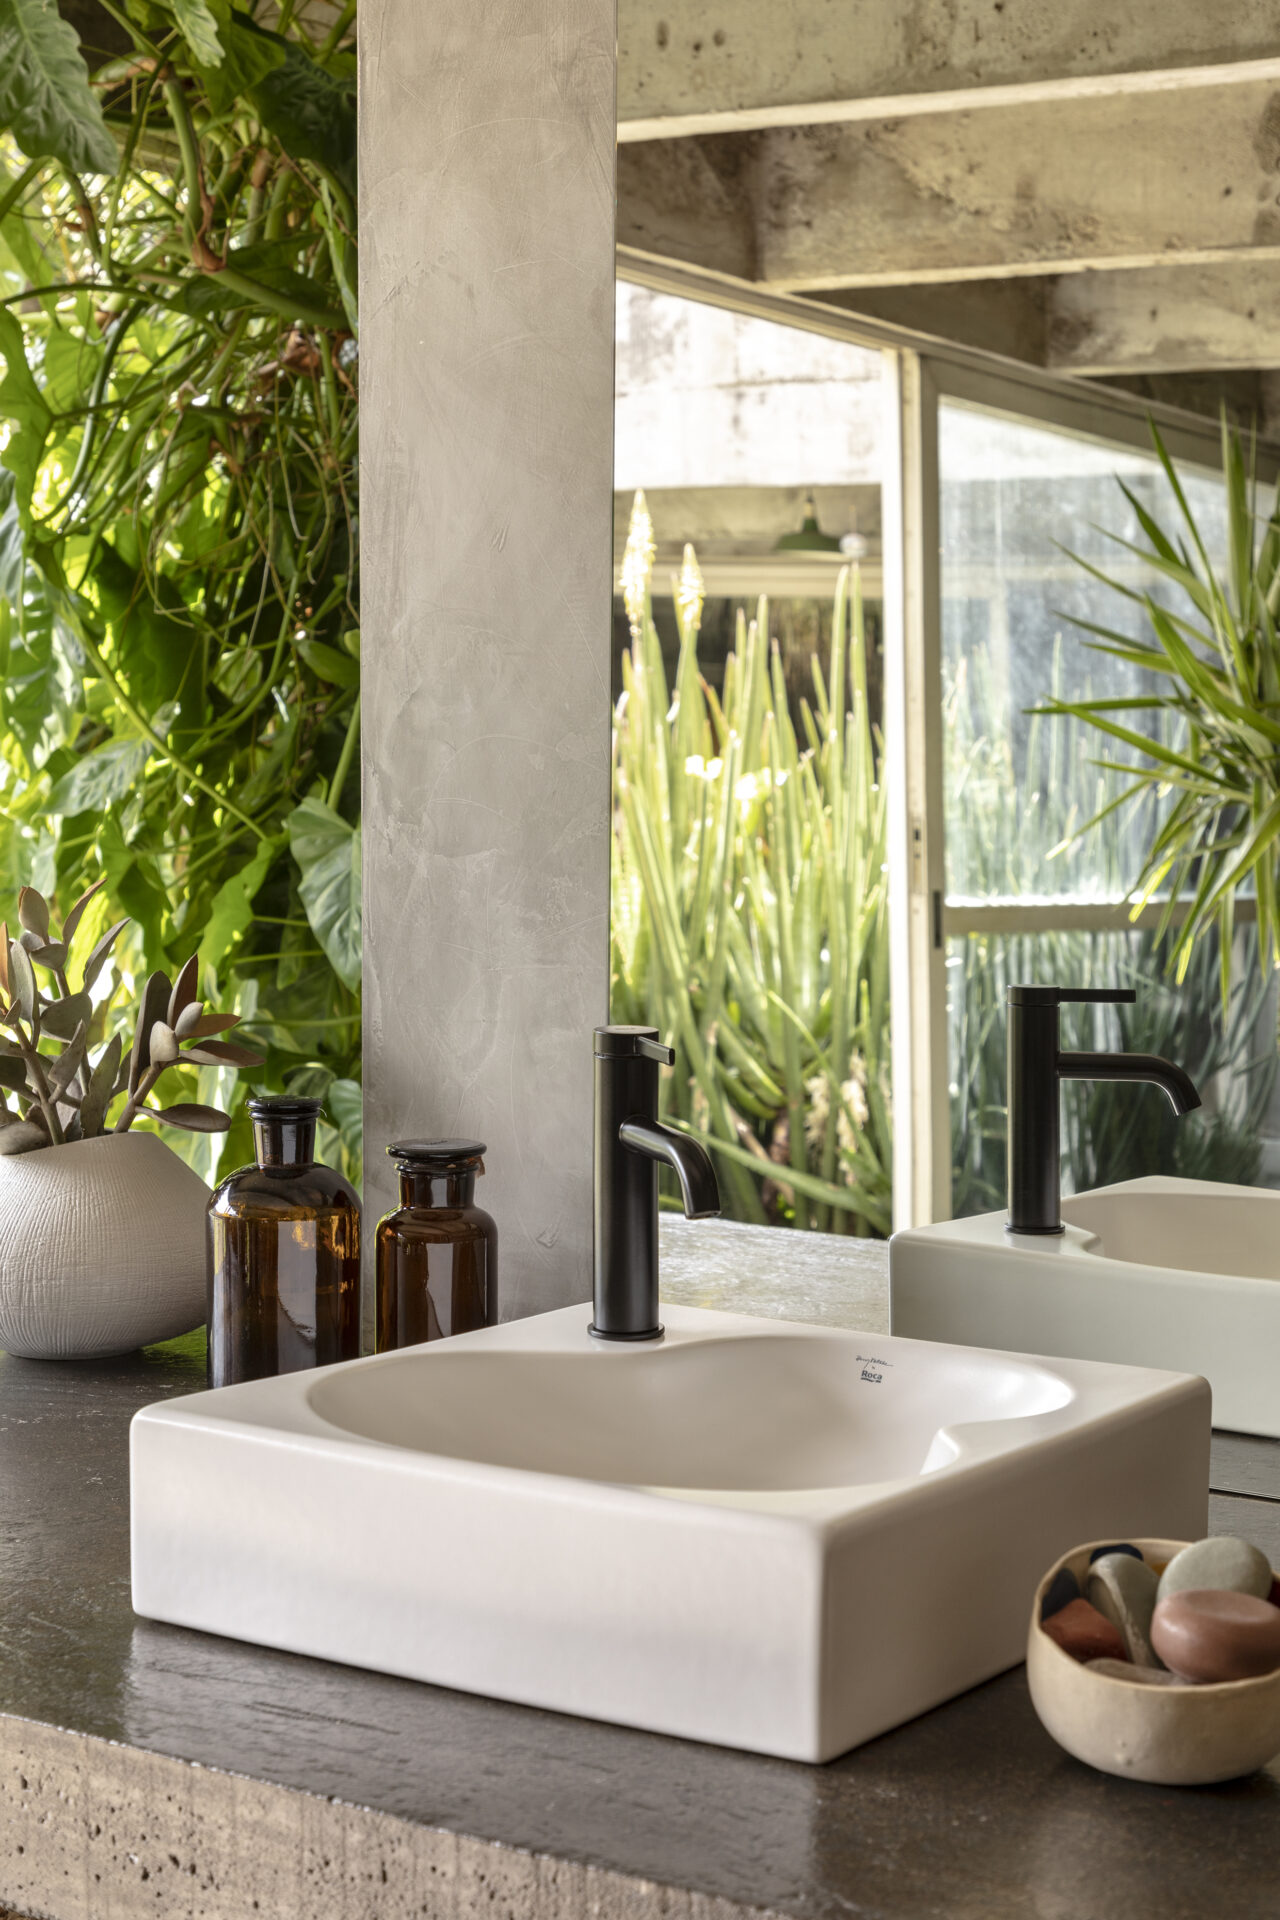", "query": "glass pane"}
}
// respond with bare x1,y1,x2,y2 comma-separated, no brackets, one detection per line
948,927,1275,1218
939,402,1228,904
